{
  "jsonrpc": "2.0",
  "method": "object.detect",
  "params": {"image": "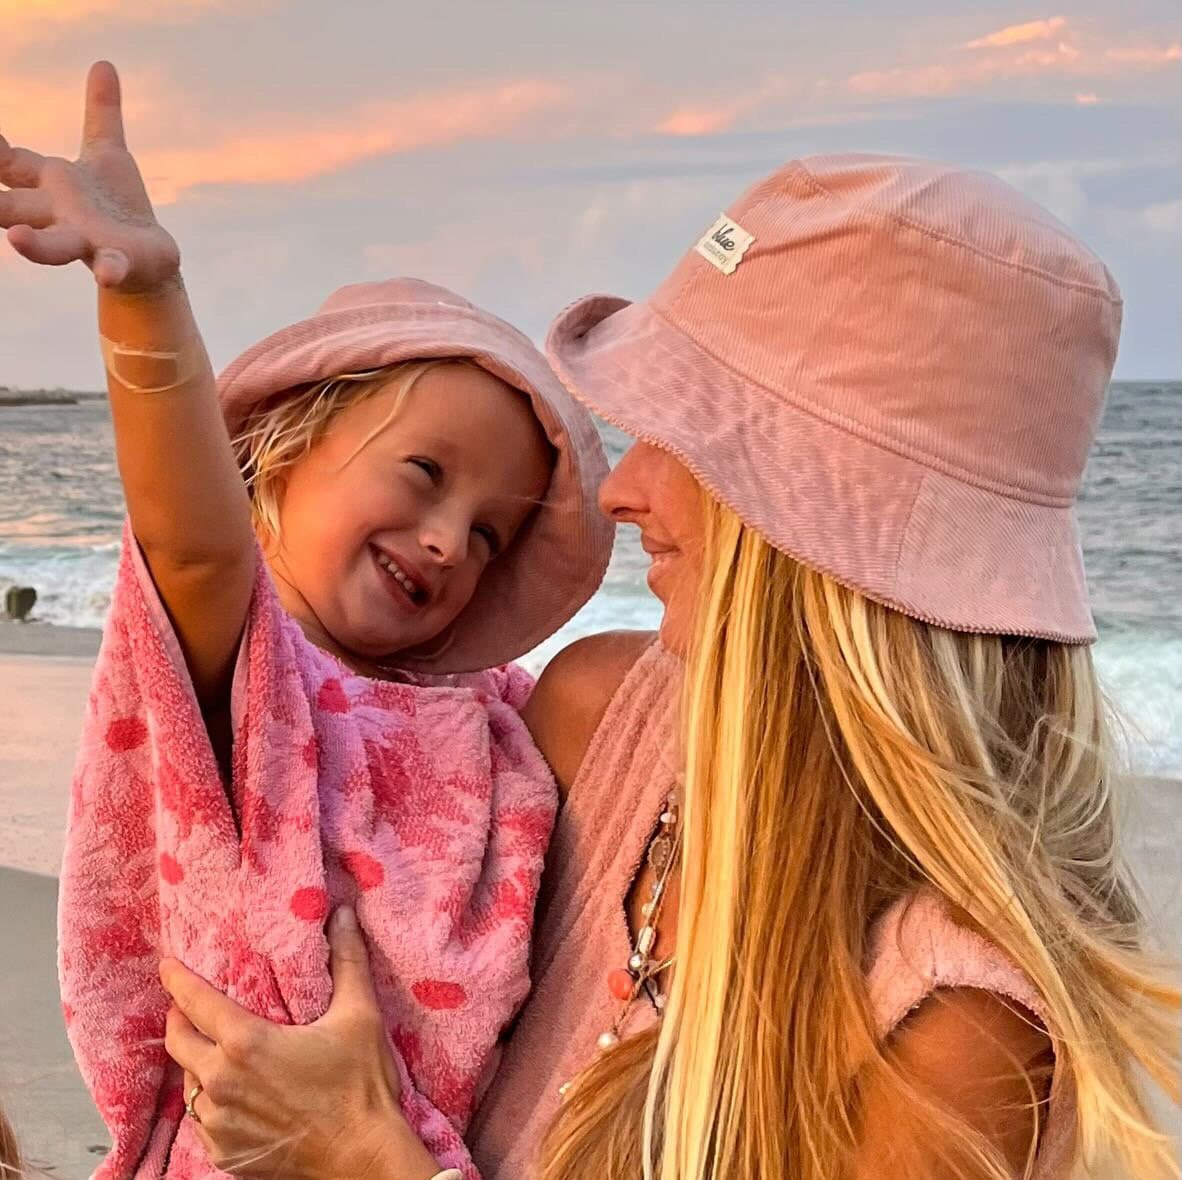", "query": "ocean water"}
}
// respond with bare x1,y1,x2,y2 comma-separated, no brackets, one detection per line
1,383,1179,776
